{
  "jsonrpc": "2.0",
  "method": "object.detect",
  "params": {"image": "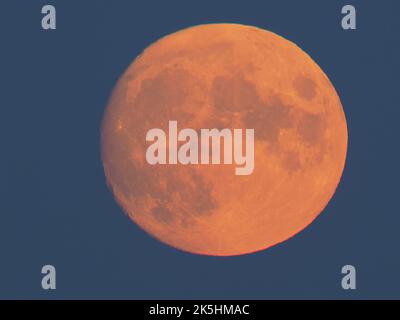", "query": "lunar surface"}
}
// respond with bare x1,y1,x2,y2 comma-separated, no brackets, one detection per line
101,23,348,256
